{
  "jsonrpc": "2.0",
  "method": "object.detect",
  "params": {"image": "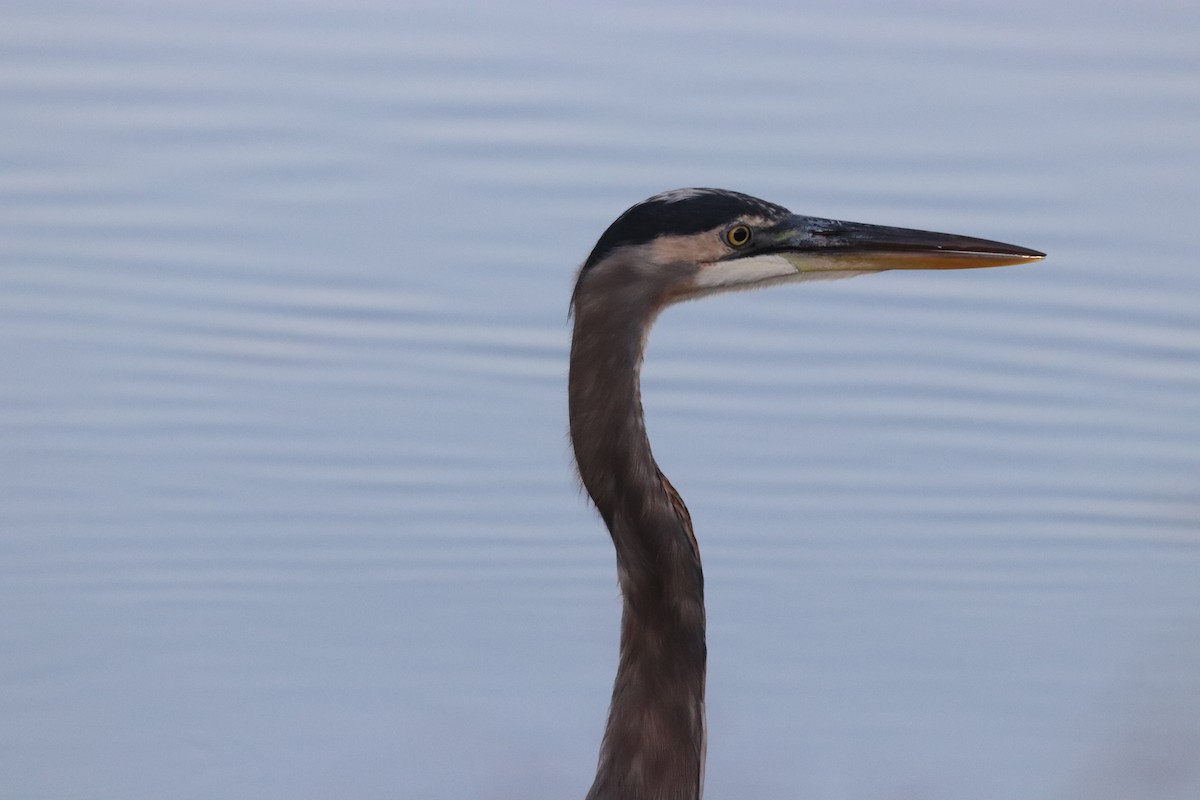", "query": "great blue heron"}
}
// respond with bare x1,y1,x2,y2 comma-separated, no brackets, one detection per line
568,188,1043,800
